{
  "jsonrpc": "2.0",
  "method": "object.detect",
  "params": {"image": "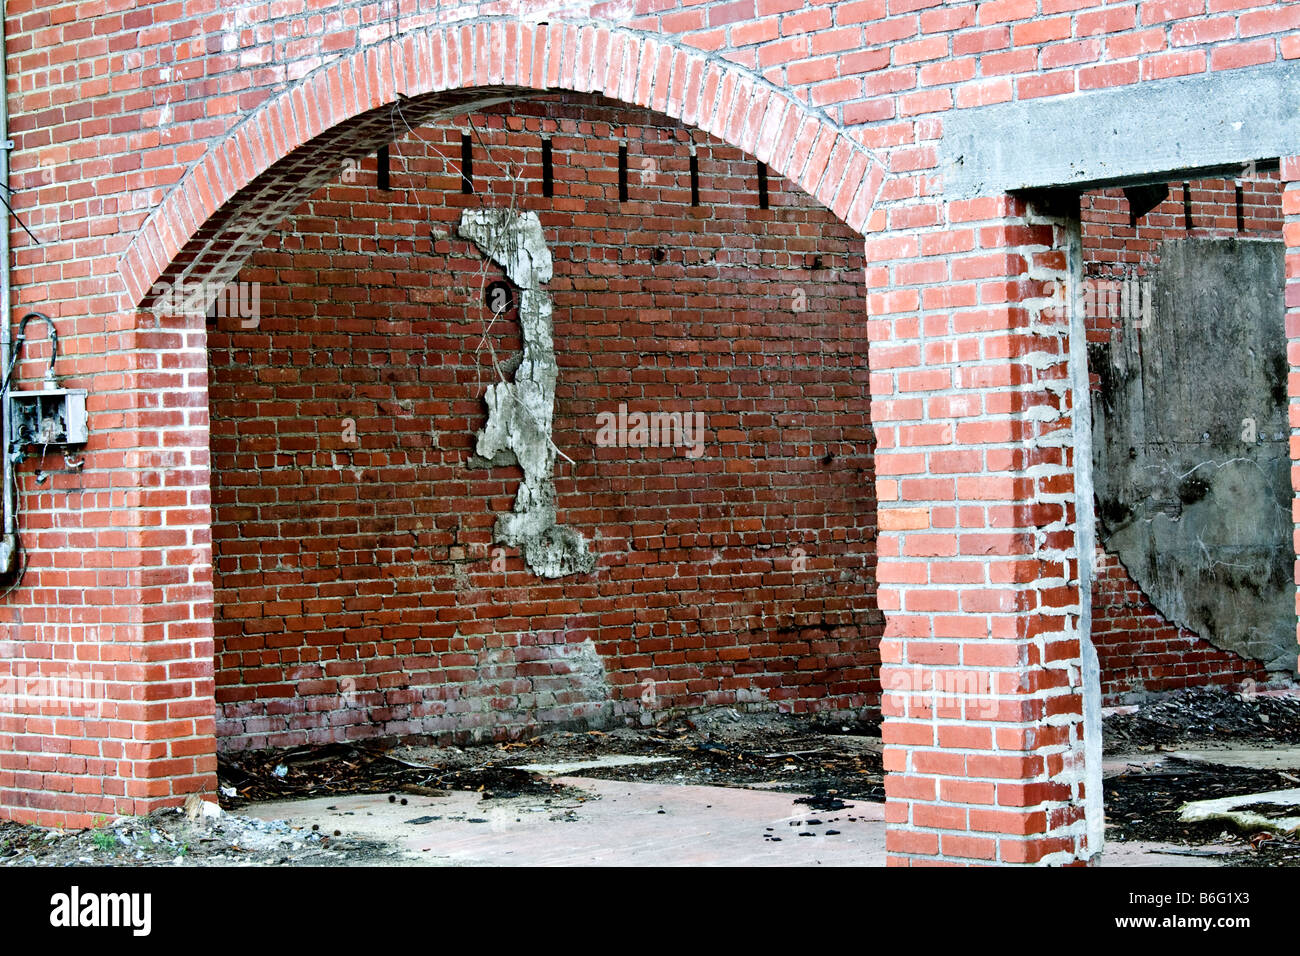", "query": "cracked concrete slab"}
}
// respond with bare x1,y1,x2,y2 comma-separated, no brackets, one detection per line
247,779,887,866
1180,787,1300,834
1095,842,1232,867
1102,752,1178,778
1169,746,1300,773
243,778,1227,867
